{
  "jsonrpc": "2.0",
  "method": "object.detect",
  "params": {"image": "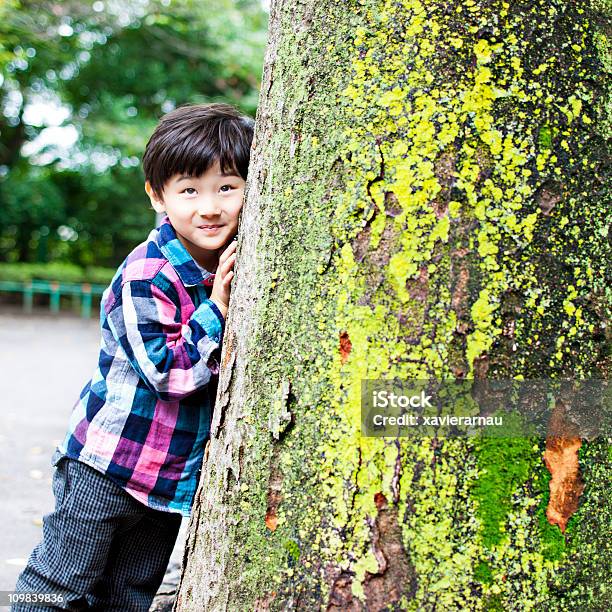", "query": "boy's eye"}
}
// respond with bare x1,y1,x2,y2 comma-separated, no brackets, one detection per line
182,187,197,195
220,184,234,193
